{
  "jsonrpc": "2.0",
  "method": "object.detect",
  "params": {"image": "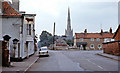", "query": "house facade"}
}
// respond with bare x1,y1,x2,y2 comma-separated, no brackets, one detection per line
0,1,36,60
74,28,114,50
